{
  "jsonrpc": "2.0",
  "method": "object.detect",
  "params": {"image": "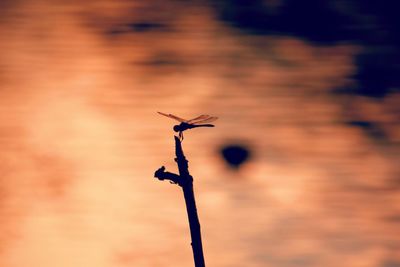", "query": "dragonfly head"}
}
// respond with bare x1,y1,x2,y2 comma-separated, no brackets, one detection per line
173,125,181,132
